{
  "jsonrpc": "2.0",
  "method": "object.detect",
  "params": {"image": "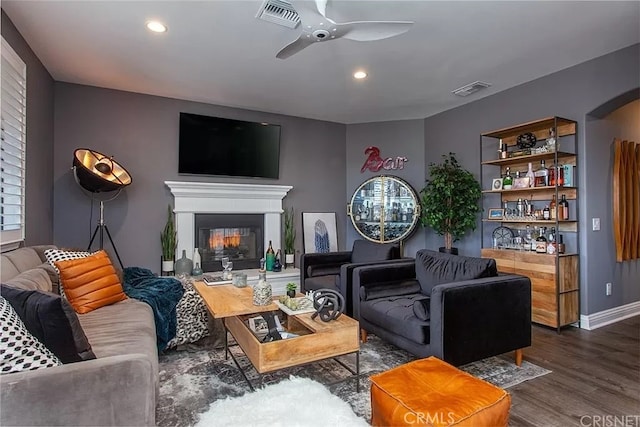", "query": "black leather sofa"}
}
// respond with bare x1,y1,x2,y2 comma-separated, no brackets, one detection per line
300,239,402,316
352,249,532,366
